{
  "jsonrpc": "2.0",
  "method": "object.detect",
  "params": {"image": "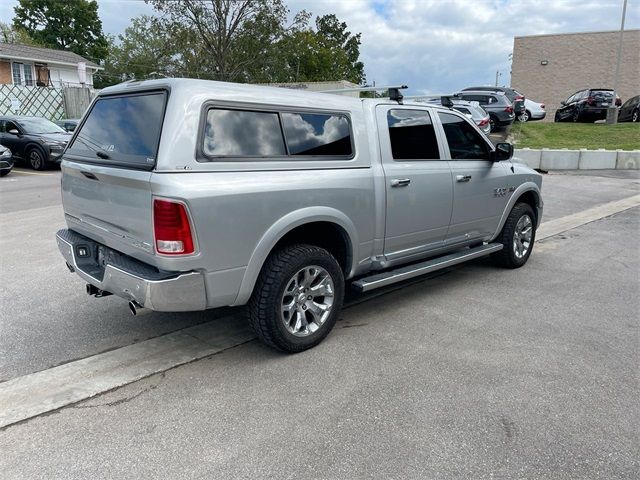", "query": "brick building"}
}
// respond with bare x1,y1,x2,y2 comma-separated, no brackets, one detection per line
511,30,640,121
